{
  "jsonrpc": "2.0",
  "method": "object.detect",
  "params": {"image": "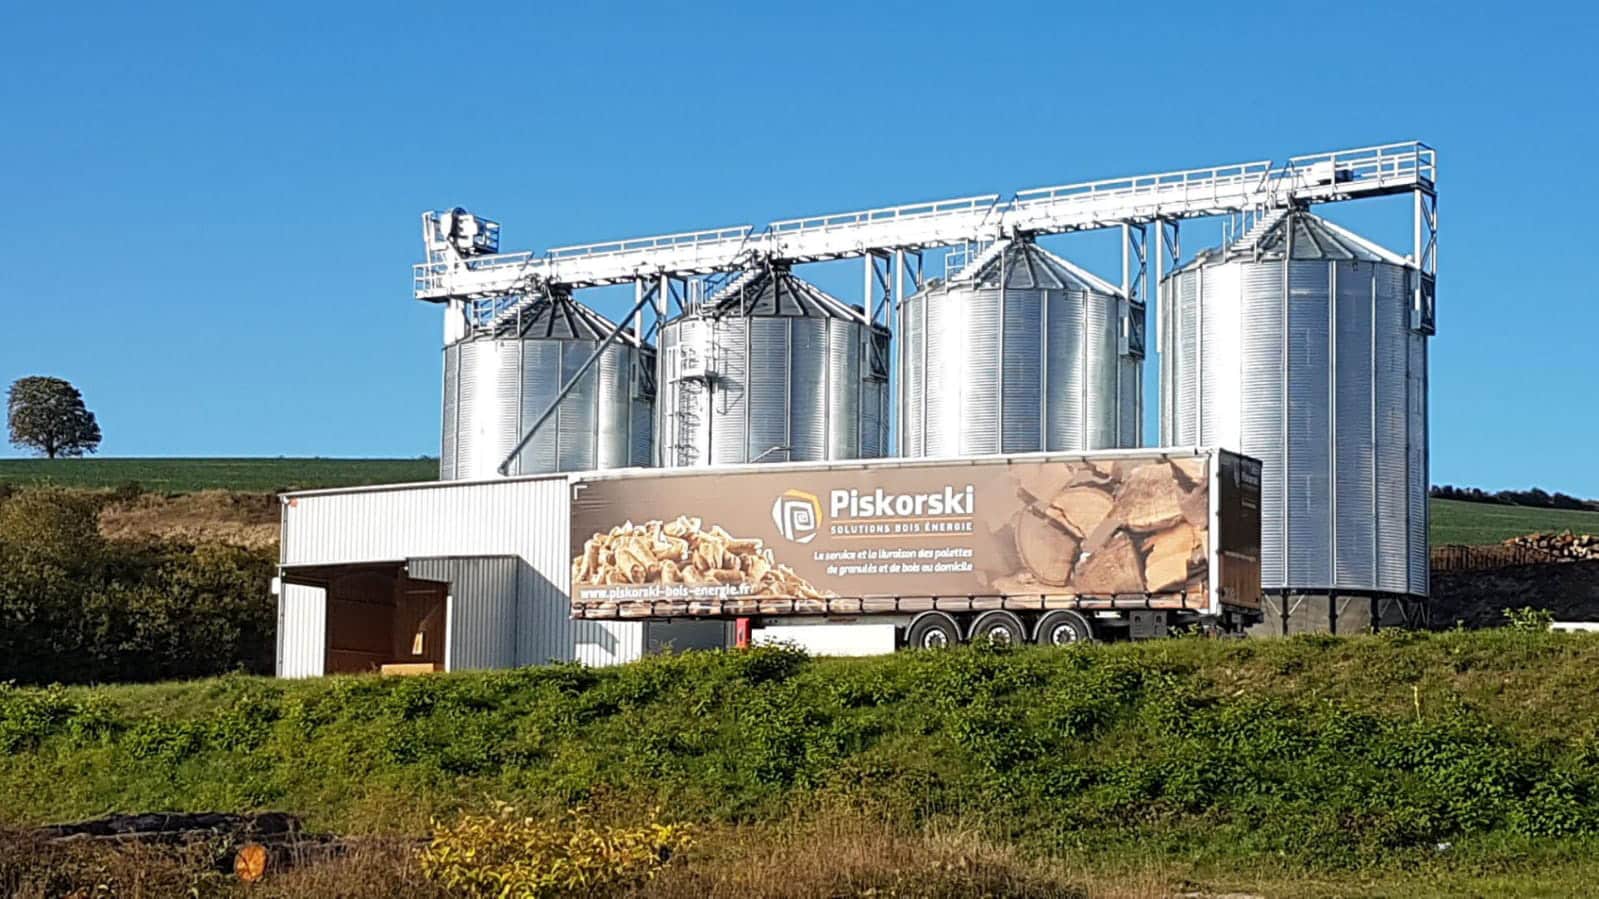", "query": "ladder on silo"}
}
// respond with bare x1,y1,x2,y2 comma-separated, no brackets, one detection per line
1231,206,1293,257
